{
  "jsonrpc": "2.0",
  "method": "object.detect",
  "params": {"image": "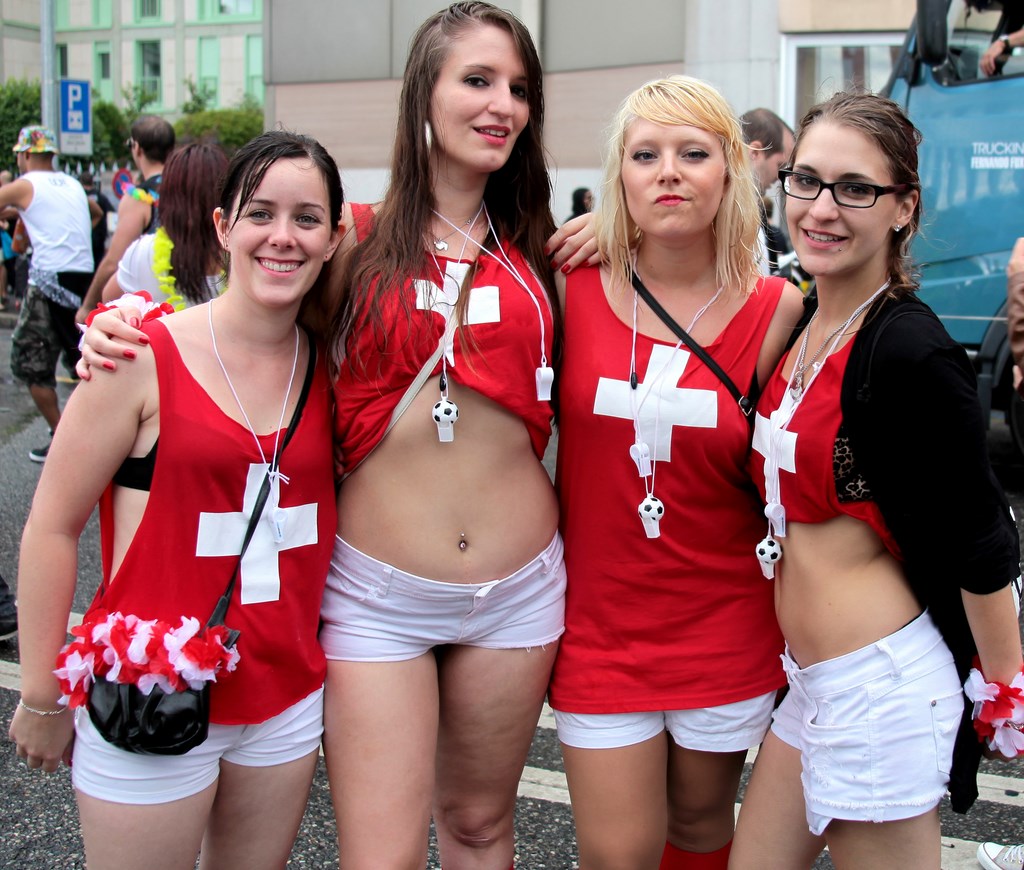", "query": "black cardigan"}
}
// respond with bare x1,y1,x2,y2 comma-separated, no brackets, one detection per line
823,293,1021,813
